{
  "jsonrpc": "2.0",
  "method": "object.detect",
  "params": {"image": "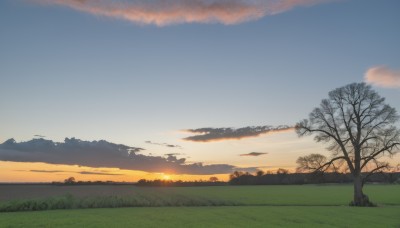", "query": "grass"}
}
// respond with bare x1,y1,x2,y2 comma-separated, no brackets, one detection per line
0,193,239,212
0,206,399,227
0,184,399,227
1,184,399,212
133,184,400,206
